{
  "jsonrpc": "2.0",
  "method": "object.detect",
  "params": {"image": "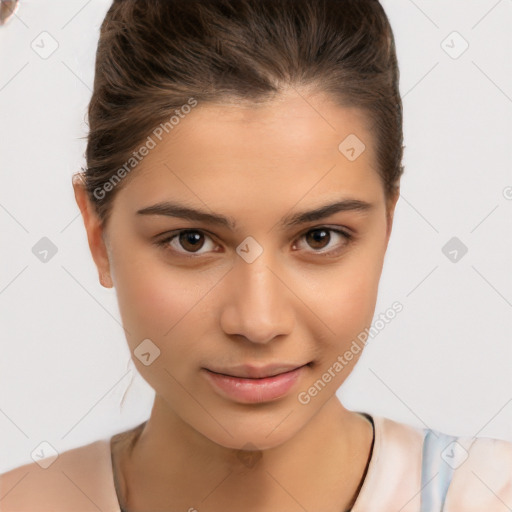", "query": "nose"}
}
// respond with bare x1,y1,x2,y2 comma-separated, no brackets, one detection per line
219,249,294,345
